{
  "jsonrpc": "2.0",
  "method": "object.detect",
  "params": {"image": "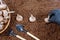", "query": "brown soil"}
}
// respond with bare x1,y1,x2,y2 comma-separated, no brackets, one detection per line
0,0,60,40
